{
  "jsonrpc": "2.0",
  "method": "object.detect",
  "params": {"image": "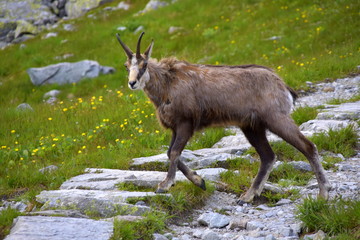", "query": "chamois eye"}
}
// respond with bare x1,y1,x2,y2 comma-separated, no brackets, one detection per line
124,64,129,71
